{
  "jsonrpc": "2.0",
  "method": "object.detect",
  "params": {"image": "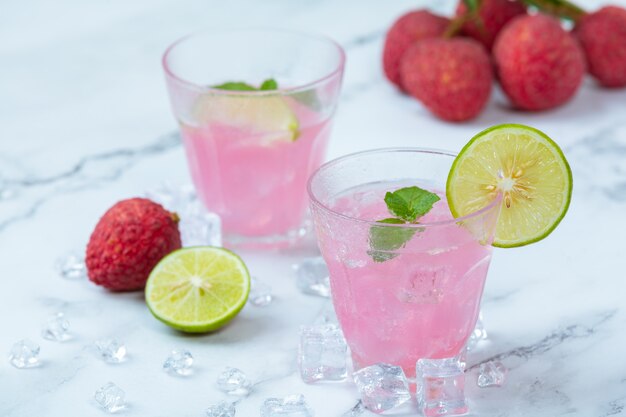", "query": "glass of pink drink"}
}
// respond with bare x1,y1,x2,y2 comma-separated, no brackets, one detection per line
162,30,345,247
308,149,501,377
